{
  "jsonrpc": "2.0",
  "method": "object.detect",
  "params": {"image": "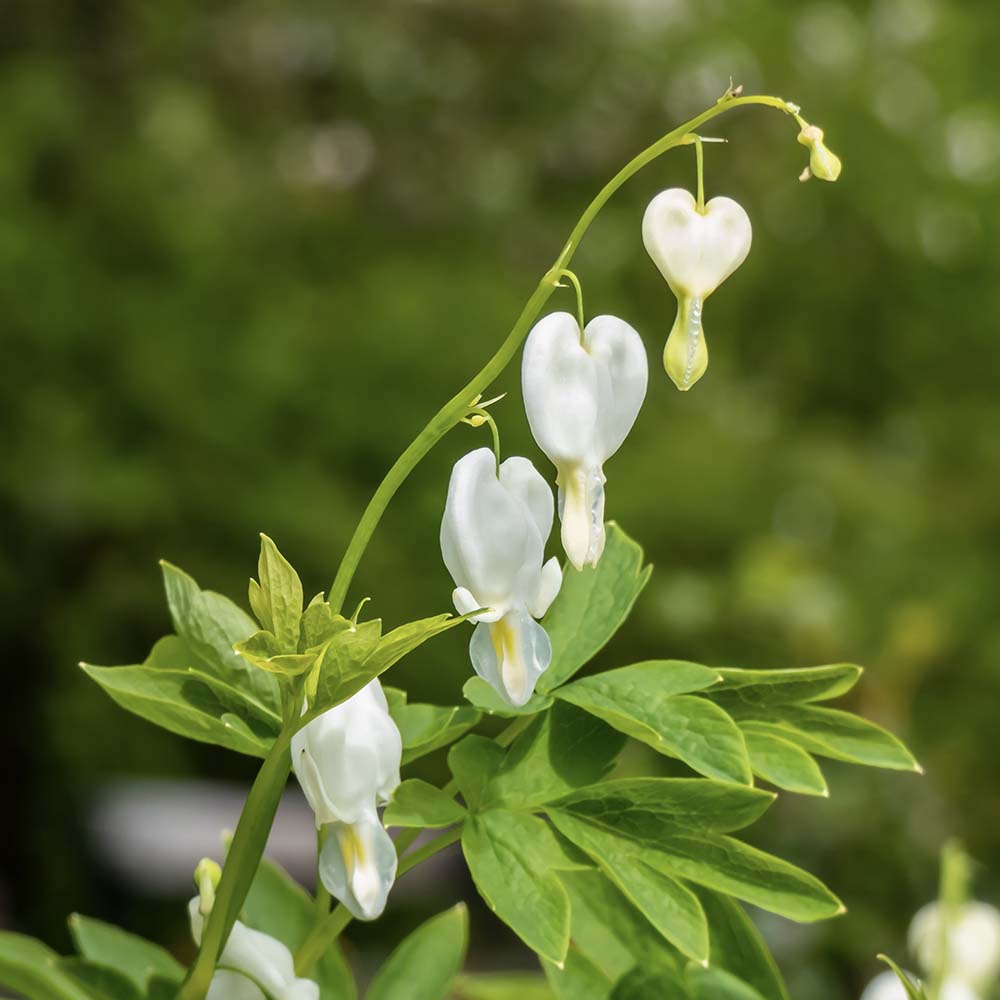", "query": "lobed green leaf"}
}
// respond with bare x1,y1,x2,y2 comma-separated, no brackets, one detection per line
389,701,482,765
384,779,467,828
